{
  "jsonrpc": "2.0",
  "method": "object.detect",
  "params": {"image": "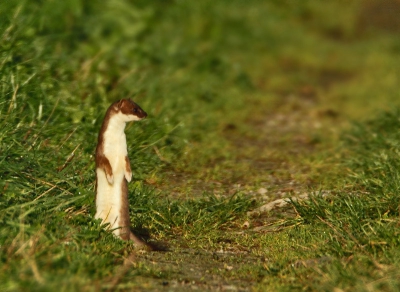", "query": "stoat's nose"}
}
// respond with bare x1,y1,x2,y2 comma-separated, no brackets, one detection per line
133,106,147,119
136,108,147,119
